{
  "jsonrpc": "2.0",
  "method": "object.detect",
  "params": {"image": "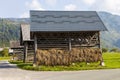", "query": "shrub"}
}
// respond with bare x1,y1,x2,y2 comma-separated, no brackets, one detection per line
1,48,9,57
110,48,118,52
102,48,108,53
0,51,2,56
